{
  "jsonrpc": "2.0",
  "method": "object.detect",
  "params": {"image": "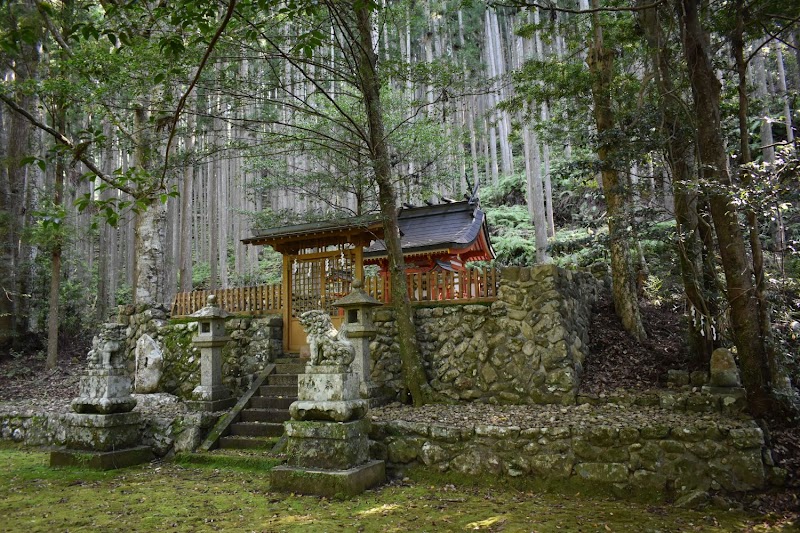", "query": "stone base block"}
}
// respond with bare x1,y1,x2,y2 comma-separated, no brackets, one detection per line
285,419,369,469
186,397,237,412
701,386,747,414
64,412,141,452
270,460,385,498
298,372,360,402
289,400,367,422
192,385,232,403
50,445,153,470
